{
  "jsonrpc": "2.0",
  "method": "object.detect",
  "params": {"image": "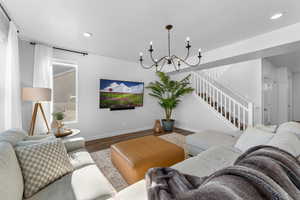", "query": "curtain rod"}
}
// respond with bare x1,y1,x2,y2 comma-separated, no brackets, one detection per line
0,2,11,22
30,42,88,56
